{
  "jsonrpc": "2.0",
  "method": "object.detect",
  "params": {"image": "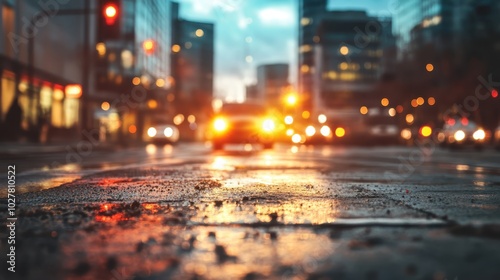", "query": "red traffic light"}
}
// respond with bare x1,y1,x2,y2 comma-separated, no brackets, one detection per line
103,3,118,25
